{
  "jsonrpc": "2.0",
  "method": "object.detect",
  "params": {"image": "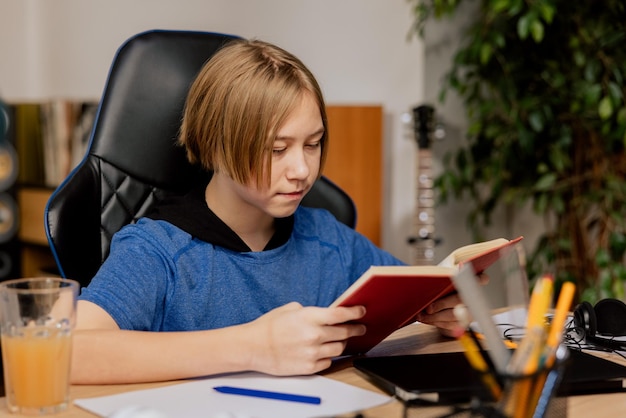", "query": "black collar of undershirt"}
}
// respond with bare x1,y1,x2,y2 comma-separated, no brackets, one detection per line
145,183,294,252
